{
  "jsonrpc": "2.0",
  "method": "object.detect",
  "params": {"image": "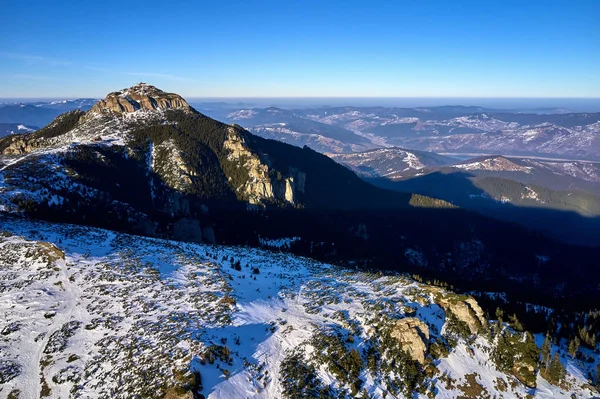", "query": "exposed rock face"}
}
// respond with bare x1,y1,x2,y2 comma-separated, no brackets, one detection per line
224,128,306,206
89,83,192,115
390,317,430,363
434,291,486,334
1,135,37,155
164,389,194,399
464,298,486,326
